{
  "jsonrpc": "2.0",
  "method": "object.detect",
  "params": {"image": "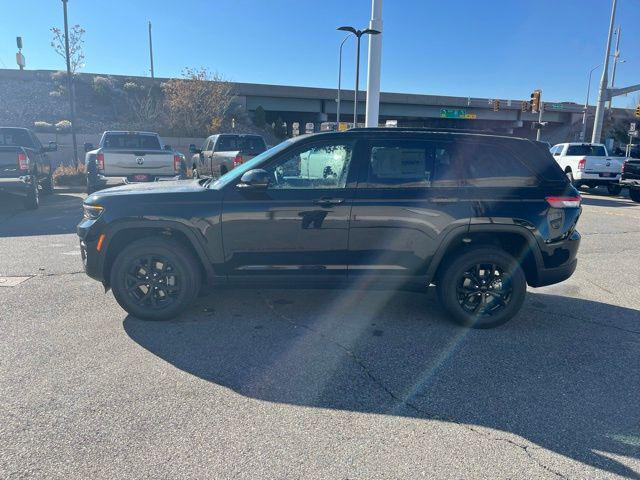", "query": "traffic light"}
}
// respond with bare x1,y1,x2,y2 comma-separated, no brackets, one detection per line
530,90,541,114
492,99,500,112
521,101,529,113
635,105,640,118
